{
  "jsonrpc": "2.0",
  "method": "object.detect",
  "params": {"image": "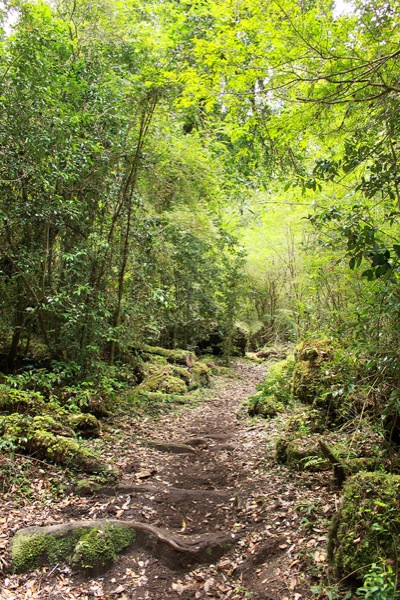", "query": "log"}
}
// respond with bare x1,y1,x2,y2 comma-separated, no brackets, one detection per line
140,344,196,368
